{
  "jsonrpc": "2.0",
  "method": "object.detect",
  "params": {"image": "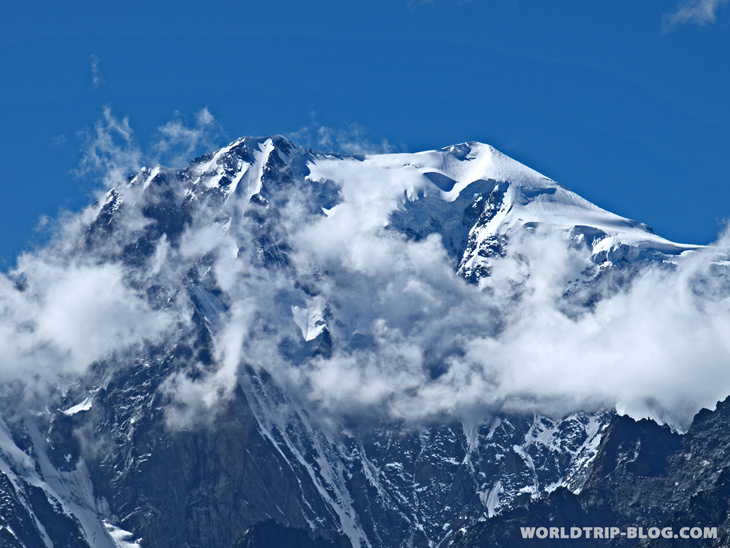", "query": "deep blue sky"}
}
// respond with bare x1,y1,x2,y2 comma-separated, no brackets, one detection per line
2,0,729,266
